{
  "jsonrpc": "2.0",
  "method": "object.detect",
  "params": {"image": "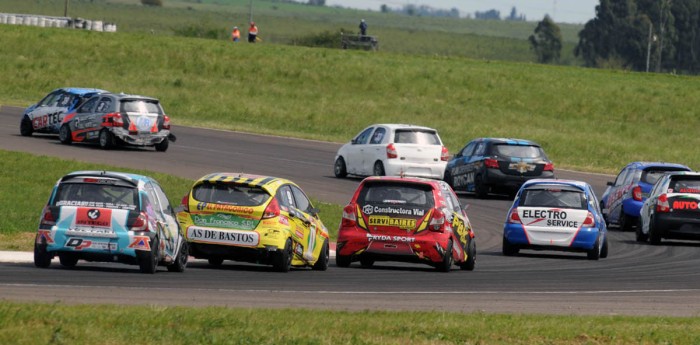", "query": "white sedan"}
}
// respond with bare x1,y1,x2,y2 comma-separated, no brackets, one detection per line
333,123,449,180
